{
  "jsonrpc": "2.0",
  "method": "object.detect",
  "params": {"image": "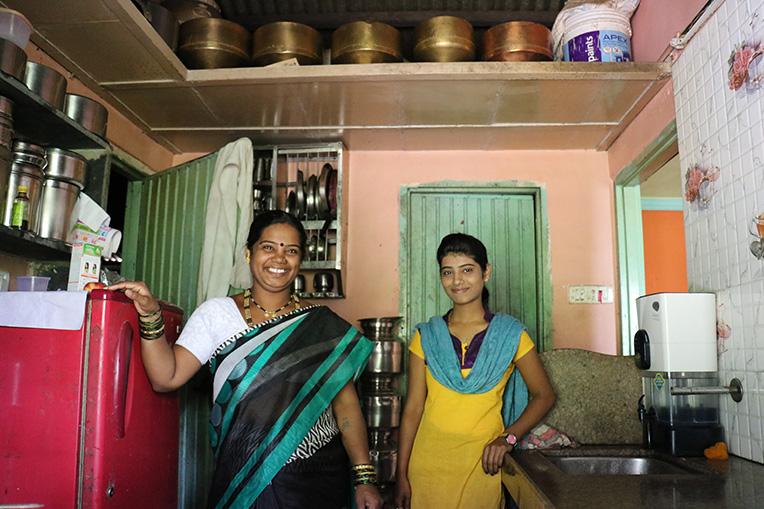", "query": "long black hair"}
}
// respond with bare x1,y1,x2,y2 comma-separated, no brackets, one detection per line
246,210,307,255
437,233,490,309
